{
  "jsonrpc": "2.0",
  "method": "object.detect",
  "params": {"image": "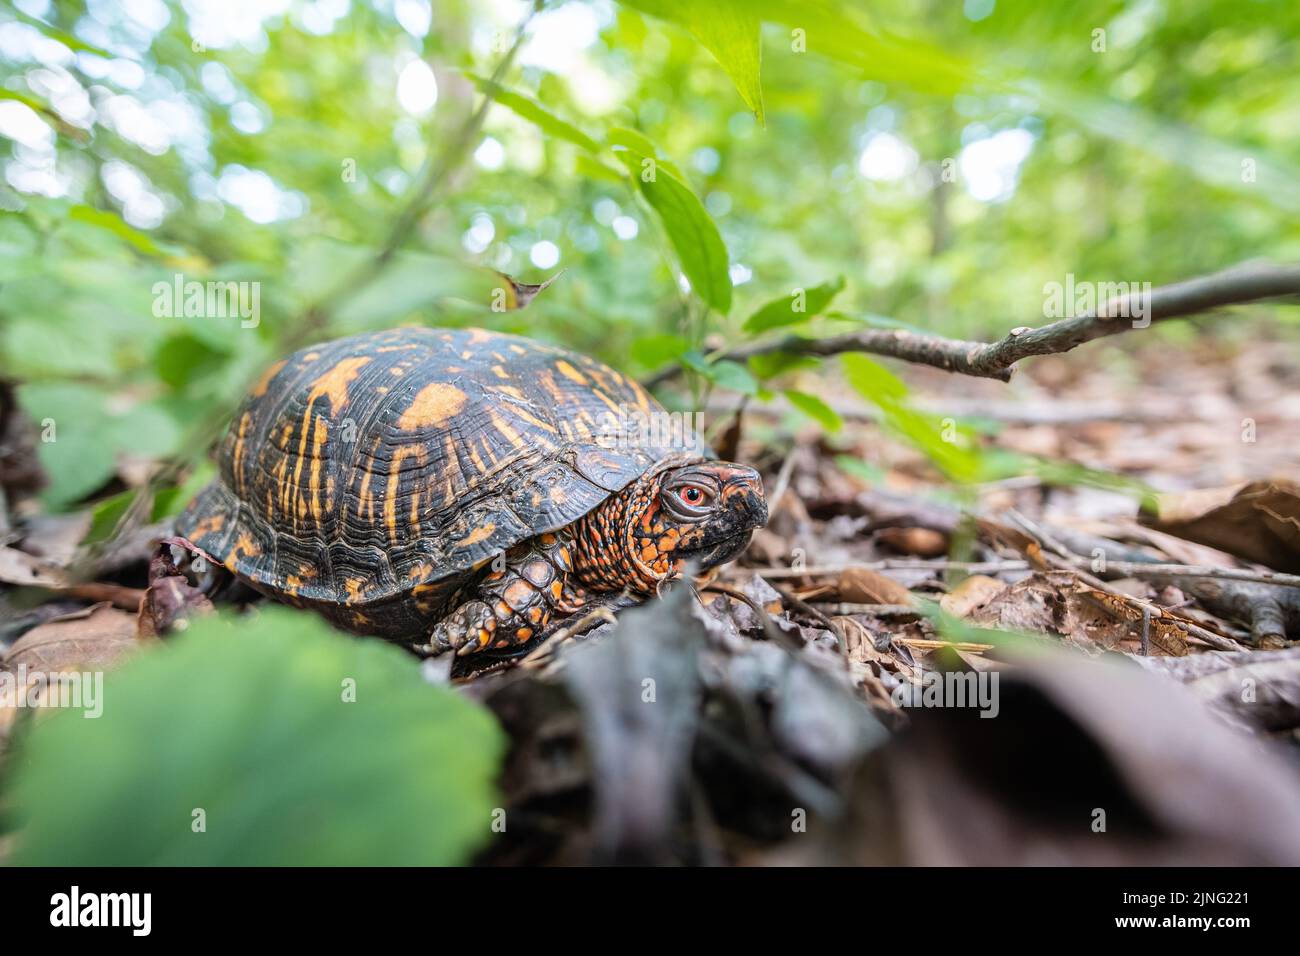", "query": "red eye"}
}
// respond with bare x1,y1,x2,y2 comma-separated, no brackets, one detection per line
679,485,706,505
